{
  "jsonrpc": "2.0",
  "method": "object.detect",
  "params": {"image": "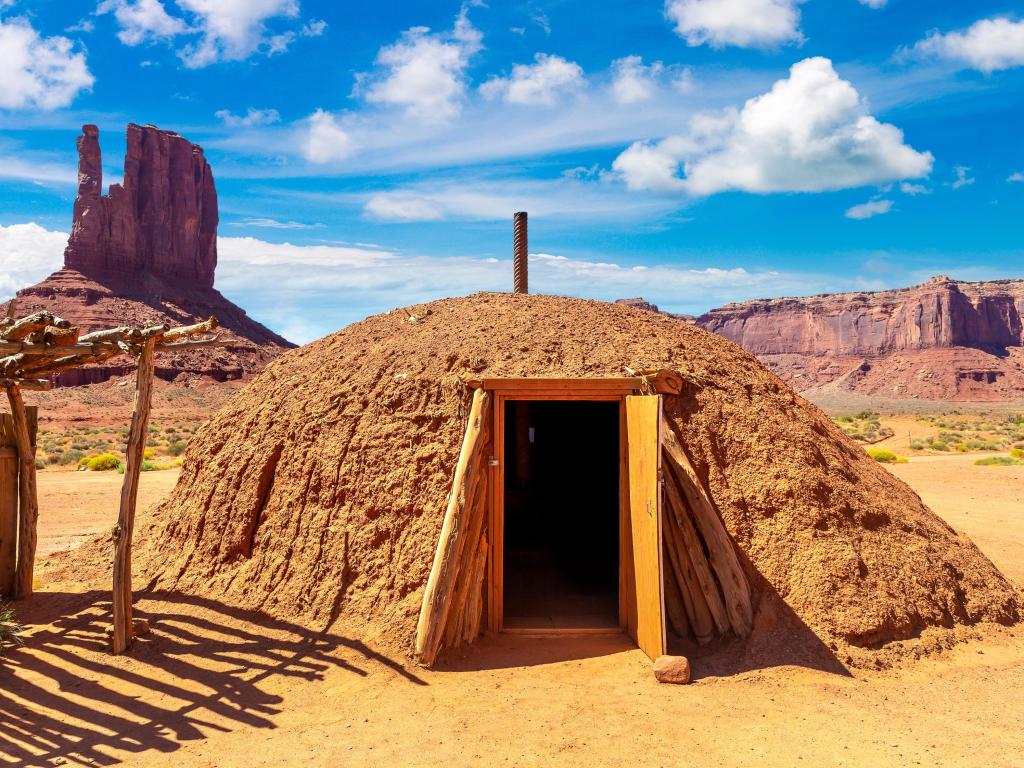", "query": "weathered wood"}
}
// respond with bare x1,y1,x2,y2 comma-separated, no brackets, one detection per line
111,338,157,654
6,386,38,599
463,534,488,645
663,501,715,644
78,326,138,344
415,389,490,666
161,315,218,342
0,419,17,597
37,325,80,347
444,456,490,649
662,540,691,639
155,337,236,351
662,457,730,635
663,422,753,638
0,378,52,392
0,311,69,341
